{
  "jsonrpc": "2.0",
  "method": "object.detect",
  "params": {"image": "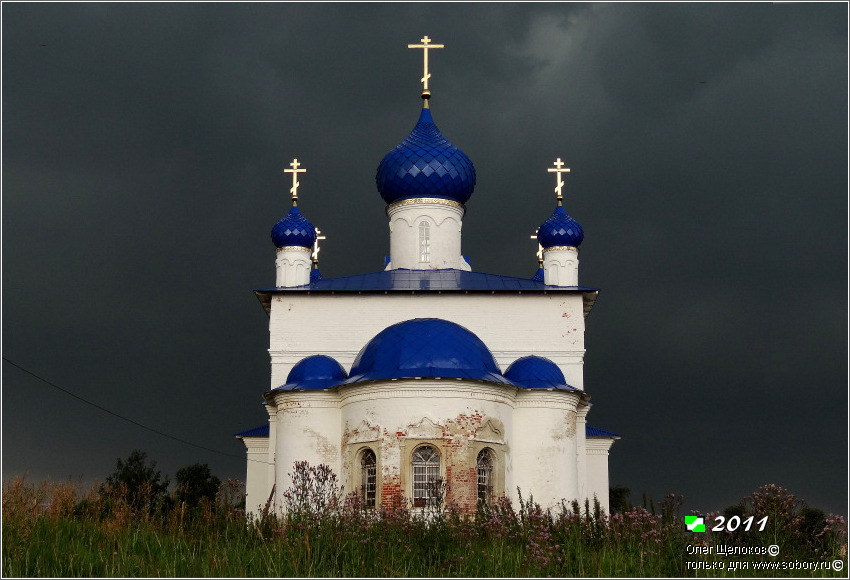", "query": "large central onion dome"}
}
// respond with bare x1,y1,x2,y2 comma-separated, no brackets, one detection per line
537,205,584,249
344,318,511,384
274,355,348,391
376,108,476,205
271,205,316,249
